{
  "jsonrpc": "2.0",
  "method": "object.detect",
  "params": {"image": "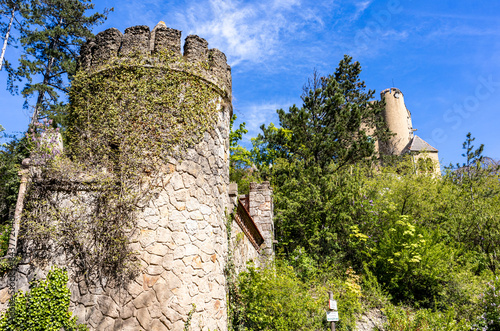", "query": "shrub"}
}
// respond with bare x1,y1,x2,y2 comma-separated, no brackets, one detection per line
474,275,500,330
0,266,88,331
235,261,326,331
380,305,470,331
